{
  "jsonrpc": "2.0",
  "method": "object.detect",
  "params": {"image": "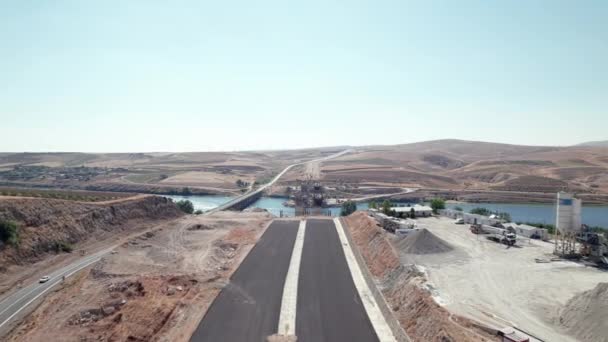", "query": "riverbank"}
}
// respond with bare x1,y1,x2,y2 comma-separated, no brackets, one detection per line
166,194,608,227
390,188,608,205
